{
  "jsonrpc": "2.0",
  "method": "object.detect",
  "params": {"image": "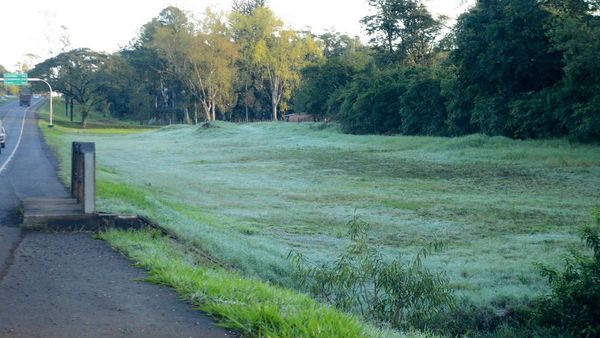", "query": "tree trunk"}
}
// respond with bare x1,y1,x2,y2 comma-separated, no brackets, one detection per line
244,81,250,122
64,97,68,117
155,95,160,123
69,98,74,122
201,100,211,121
269,71,281,121
81,107,89,128
172,92,176,124
184,107,191,124
211,99,216,121
102,102,108,118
